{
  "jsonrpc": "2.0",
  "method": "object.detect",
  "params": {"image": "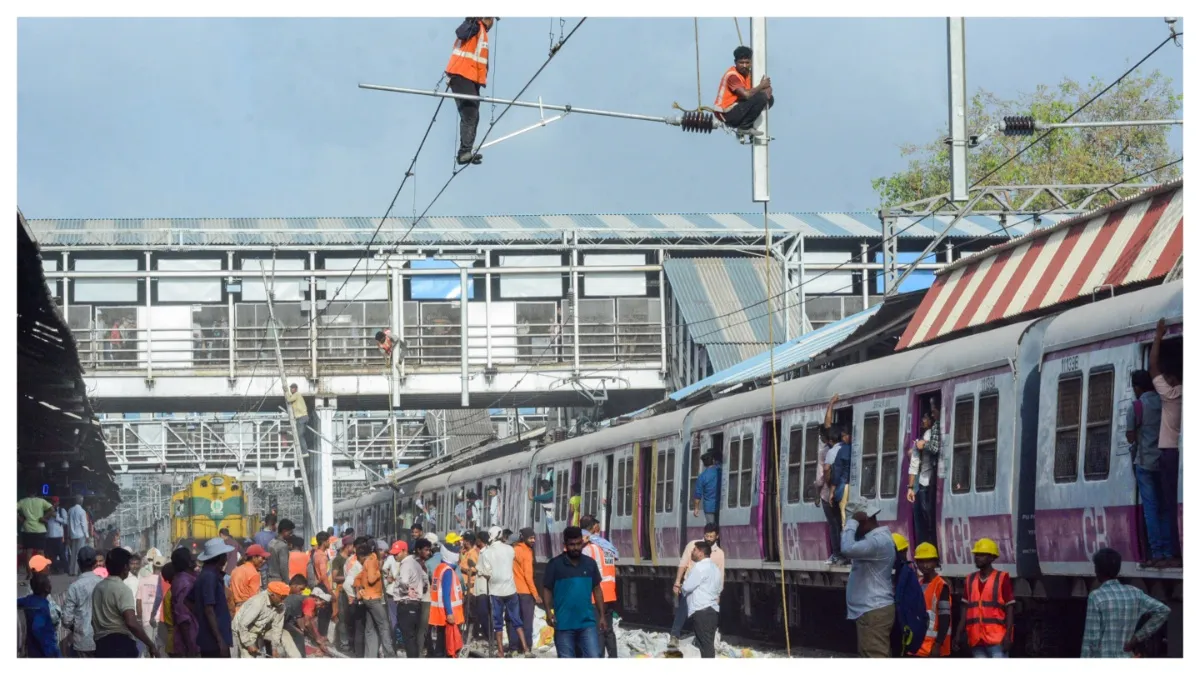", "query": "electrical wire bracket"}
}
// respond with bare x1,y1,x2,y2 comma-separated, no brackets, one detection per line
359,82,724,138
478,96,566,150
